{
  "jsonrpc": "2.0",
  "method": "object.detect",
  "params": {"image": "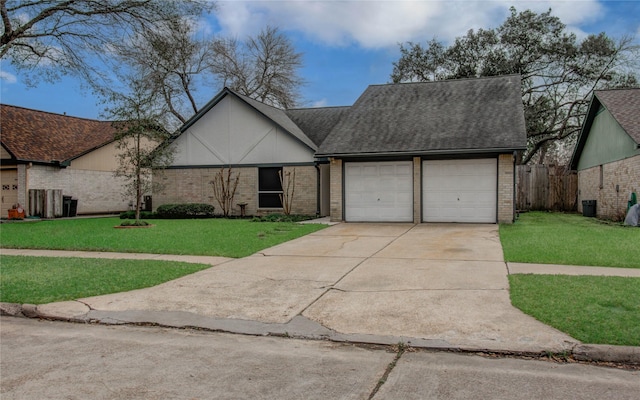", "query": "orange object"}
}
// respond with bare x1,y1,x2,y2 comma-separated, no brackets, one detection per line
7,208,25,219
